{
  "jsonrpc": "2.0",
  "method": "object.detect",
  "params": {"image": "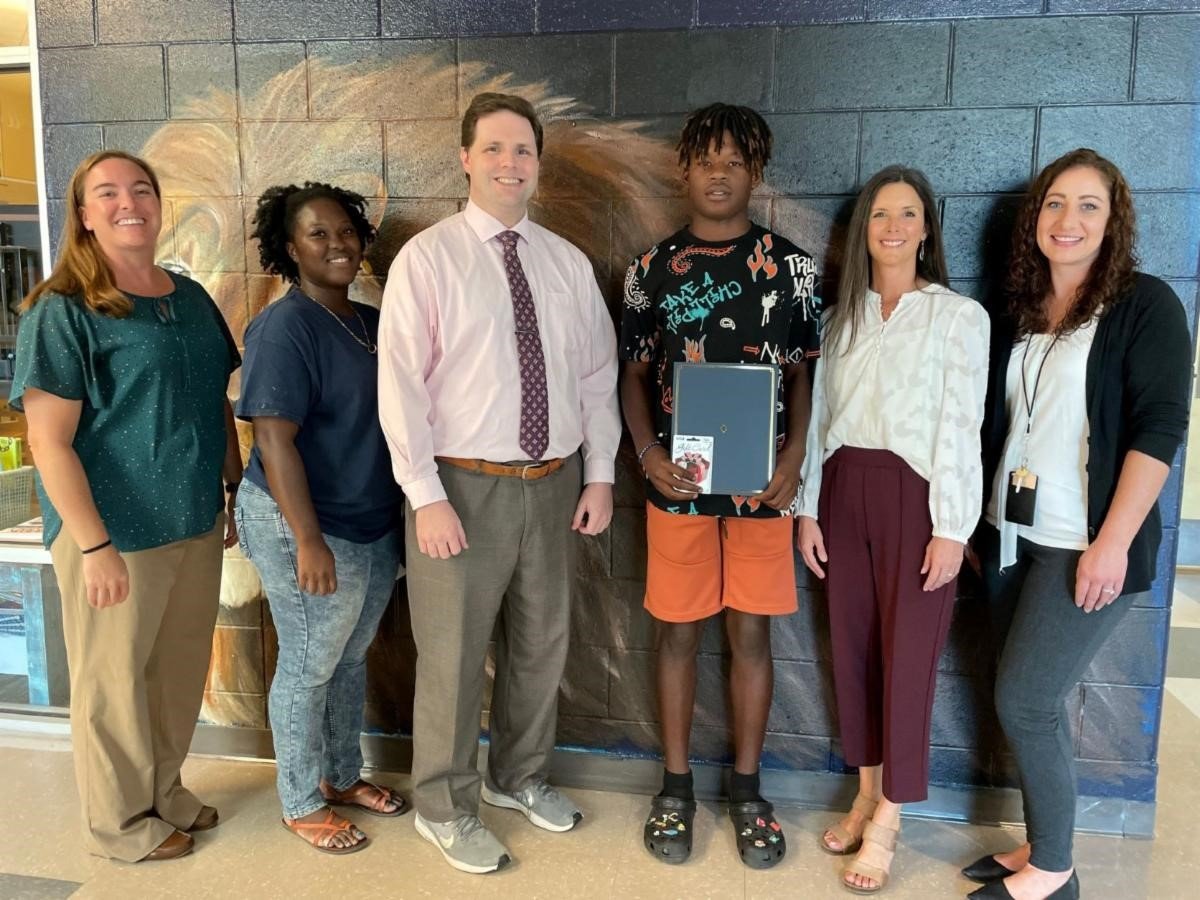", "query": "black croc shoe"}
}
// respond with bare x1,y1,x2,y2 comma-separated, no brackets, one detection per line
729,800,786,869
643,795,696,865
